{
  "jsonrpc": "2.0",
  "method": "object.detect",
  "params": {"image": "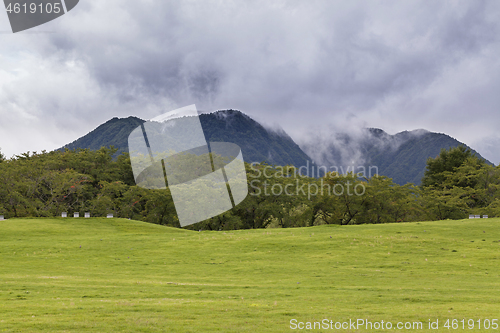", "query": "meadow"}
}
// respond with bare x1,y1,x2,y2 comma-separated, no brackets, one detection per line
0,217,499,332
